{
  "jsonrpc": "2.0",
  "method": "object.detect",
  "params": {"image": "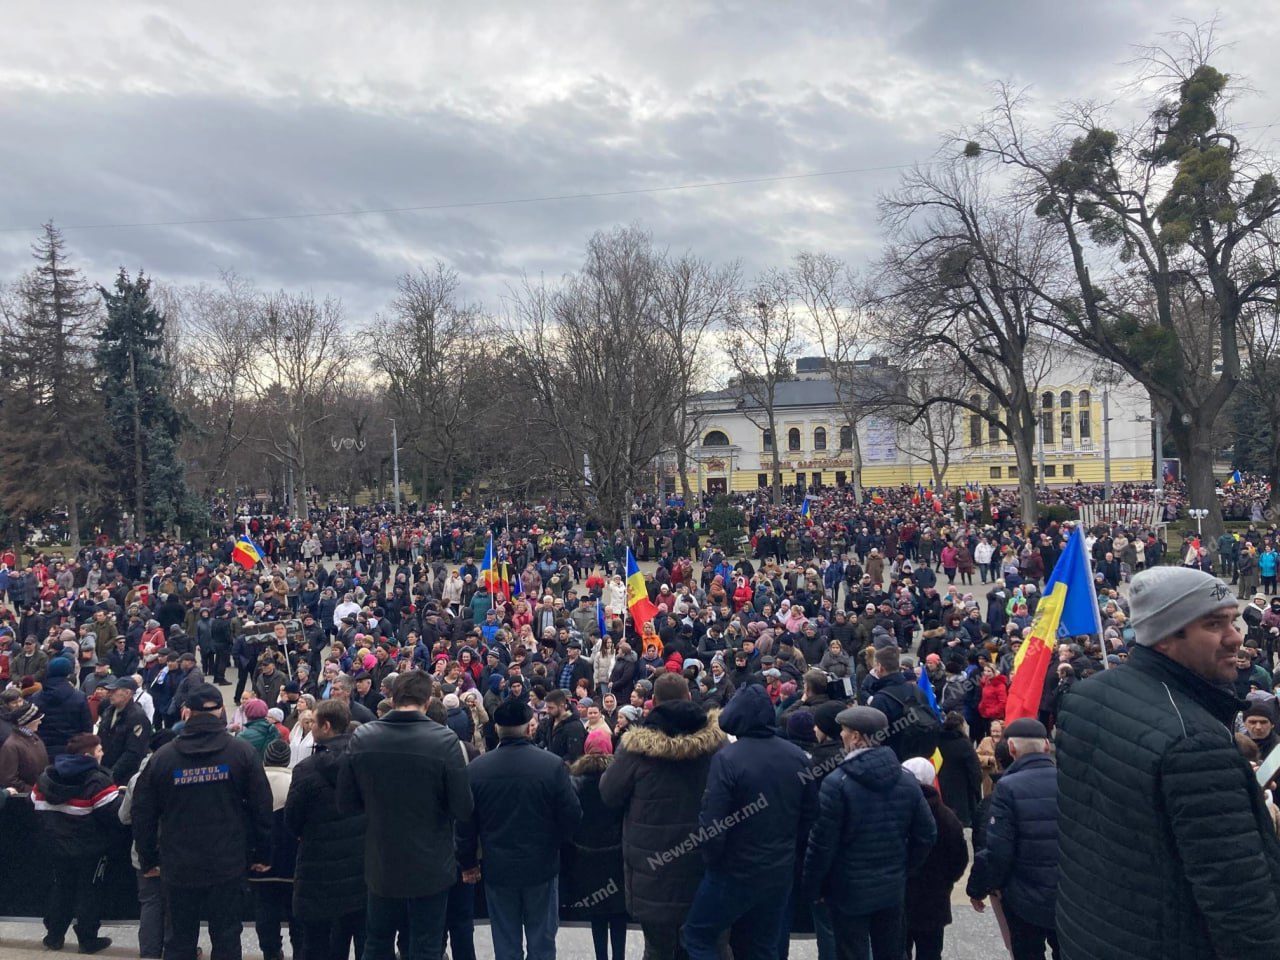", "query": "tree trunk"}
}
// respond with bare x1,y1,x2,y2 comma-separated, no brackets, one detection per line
67,495,81,551
675,443,693,503
767,412,782,506
129,351,146,538
1169,416,1225,542
848,430,864,505
1012,419,1038,529
1269,436,1280,517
